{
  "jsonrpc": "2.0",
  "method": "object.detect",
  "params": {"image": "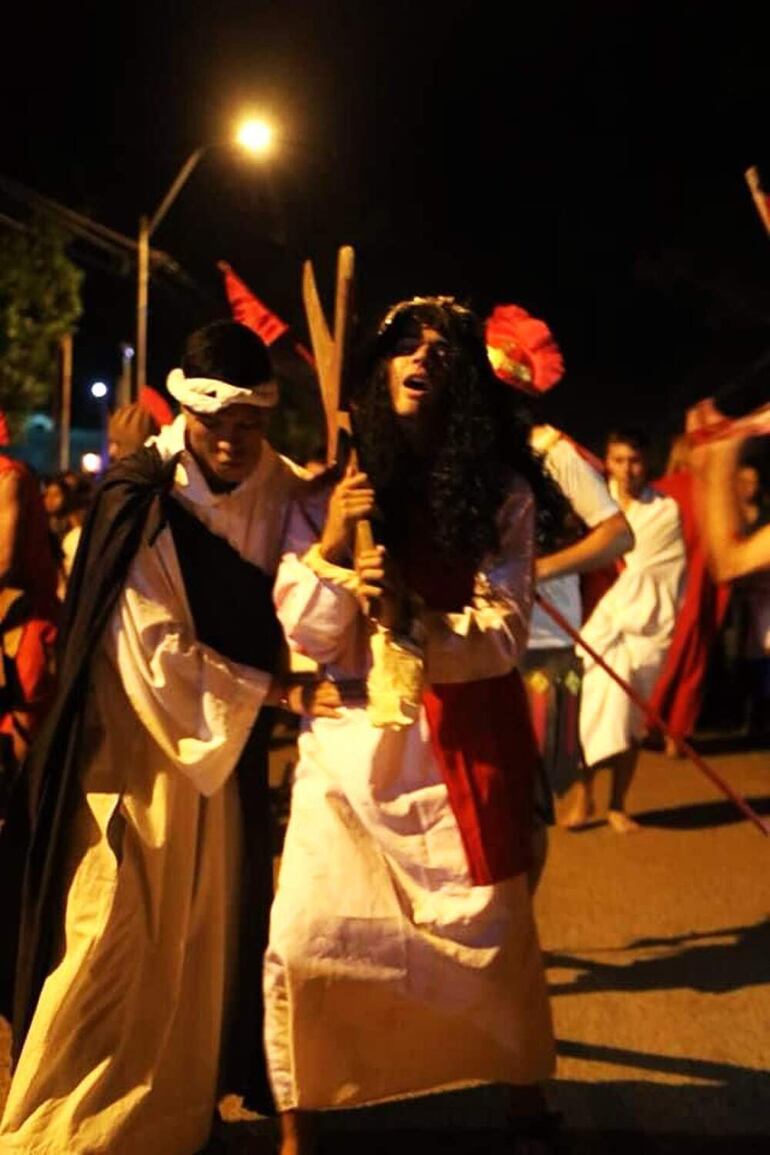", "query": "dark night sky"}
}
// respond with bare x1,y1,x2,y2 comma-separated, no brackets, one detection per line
2,0,768,460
